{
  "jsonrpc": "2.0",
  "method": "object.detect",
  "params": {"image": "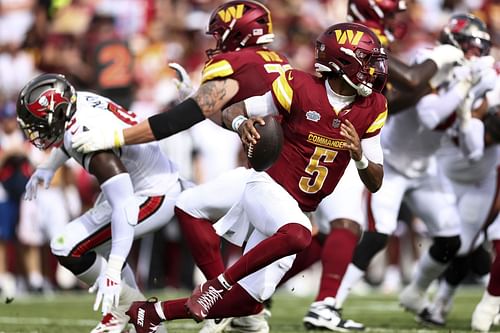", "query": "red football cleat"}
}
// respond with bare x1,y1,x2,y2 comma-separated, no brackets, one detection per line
126,297,164,333
185,278,228,322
